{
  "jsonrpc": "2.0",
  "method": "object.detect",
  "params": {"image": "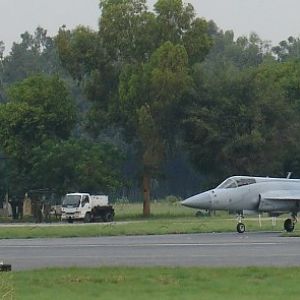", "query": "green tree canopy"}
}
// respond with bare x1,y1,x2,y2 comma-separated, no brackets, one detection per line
30,139,123,195
0,75,76,194
272,36,300,62
0,75,76,155
184,59,300,184
2,27,60,84
99,0,158,63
